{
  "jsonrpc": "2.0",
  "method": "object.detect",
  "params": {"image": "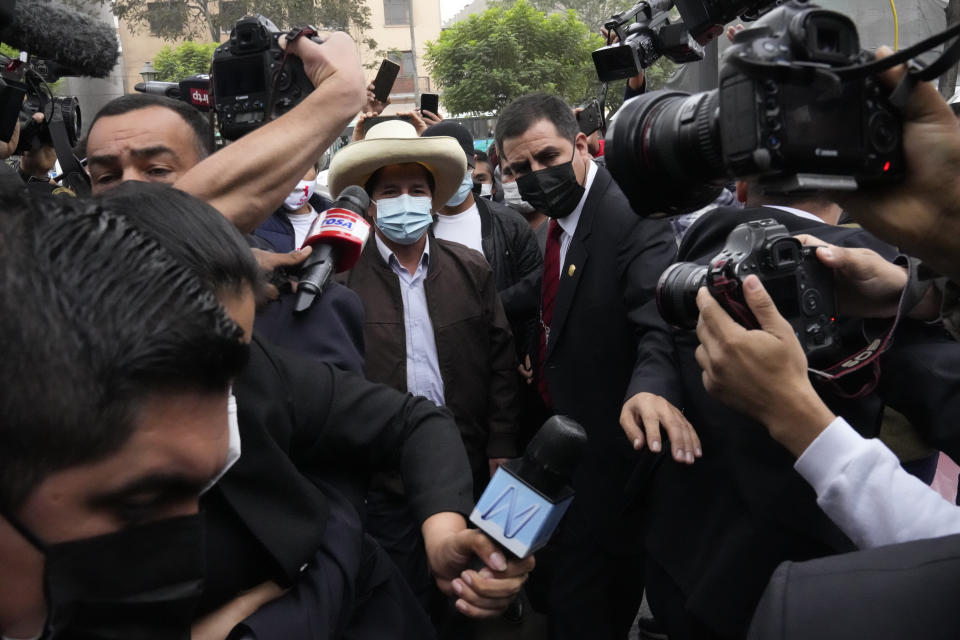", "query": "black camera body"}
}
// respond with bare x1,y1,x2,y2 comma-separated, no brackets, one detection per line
716,4,902,193
604,0,905,217
657,218,839,359
211,15,319,140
